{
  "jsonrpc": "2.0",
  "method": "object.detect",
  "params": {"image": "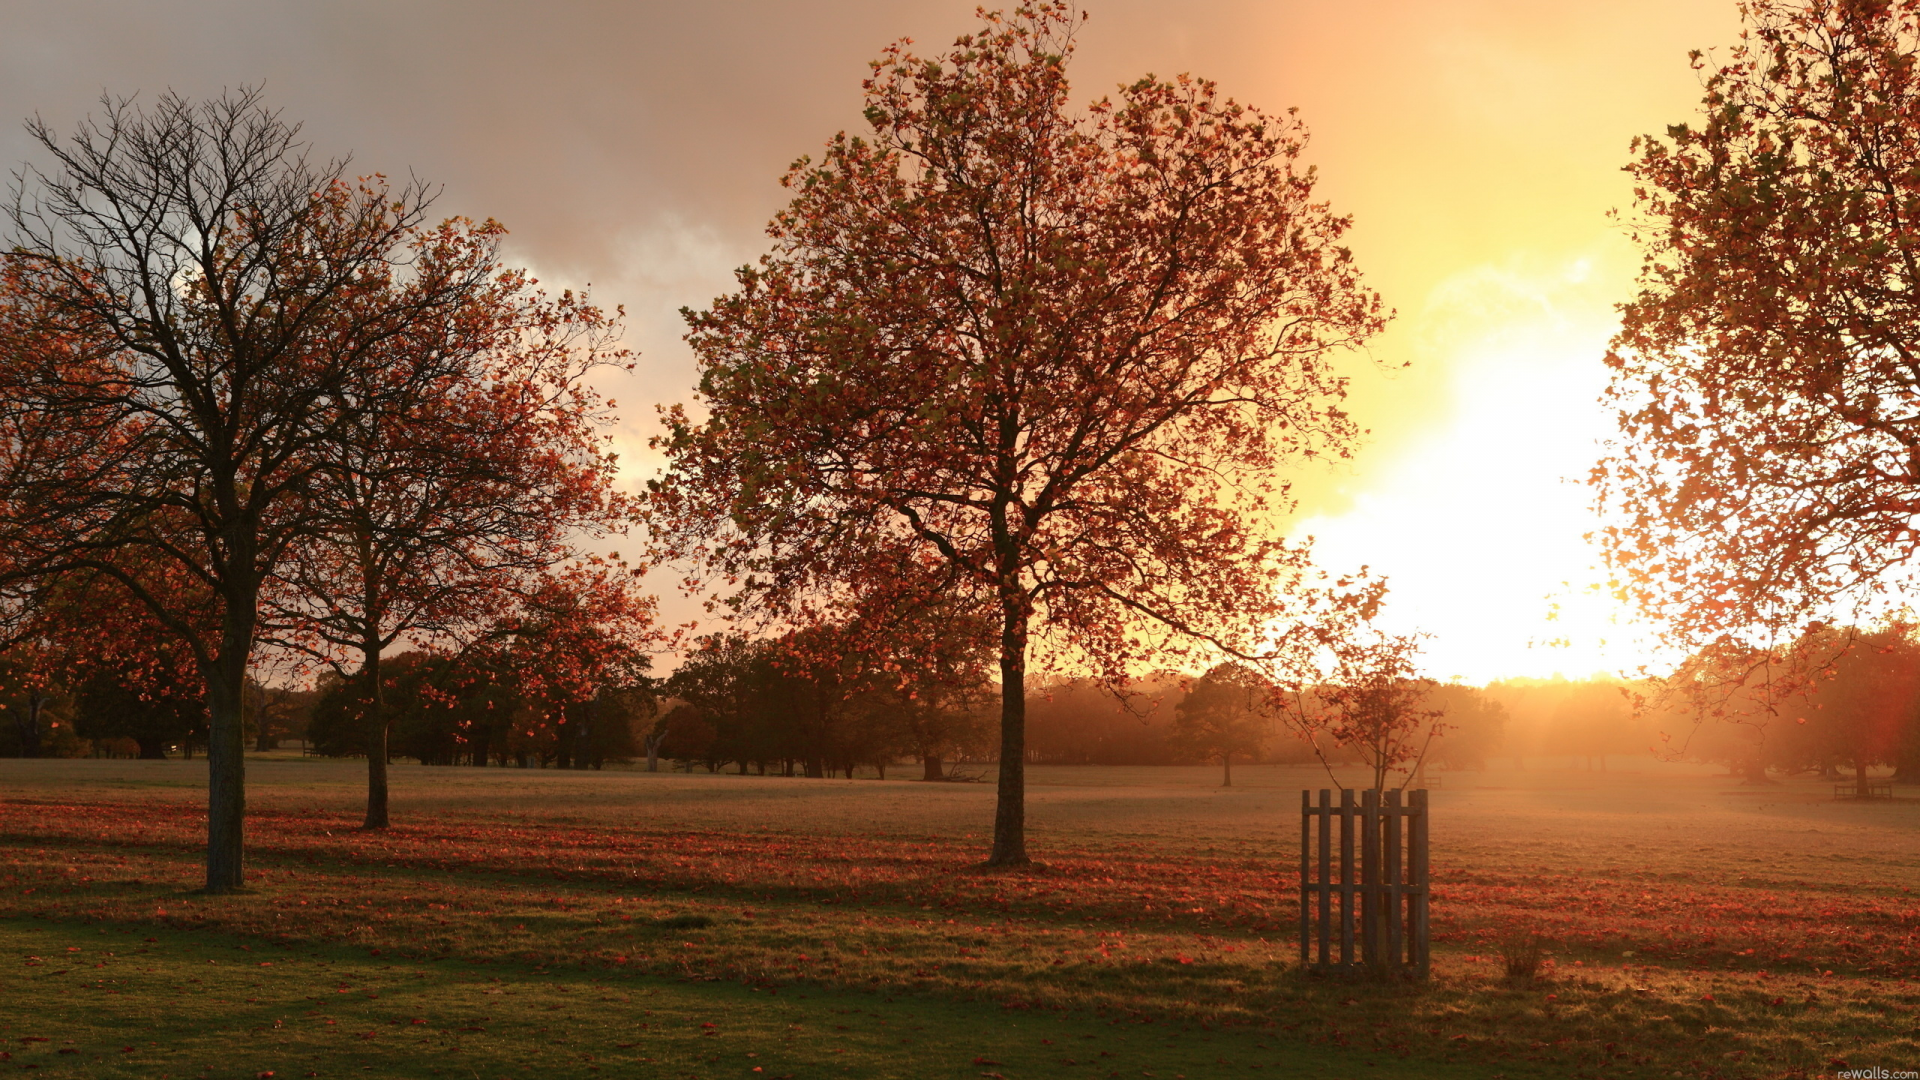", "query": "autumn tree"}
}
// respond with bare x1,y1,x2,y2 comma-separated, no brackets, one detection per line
0,89,491,891
64,577,210,760
474,565,659,769
264,217,632,827
1789,621,1920,793
1172,662,1272,786
1597,0,1920,668
664,633,780,771
873,614,996,782
650,5,1386,865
